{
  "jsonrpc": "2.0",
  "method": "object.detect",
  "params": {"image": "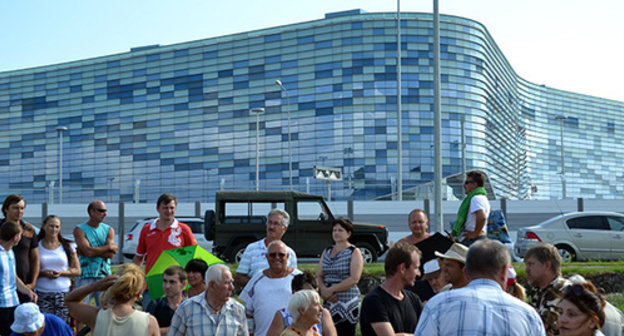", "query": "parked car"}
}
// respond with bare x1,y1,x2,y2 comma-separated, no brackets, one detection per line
515,211,624,262
122,217,212,259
